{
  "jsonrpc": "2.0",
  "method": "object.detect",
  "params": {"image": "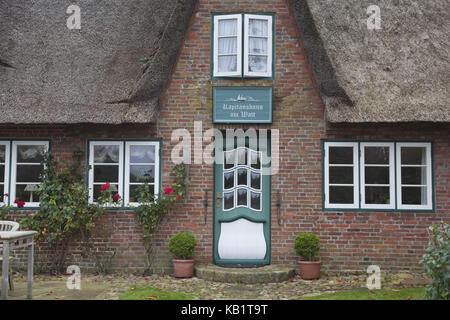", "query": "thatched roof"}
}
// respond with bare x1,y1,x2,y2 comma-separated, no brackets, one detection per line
0,0,196,124
290,0,450,122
